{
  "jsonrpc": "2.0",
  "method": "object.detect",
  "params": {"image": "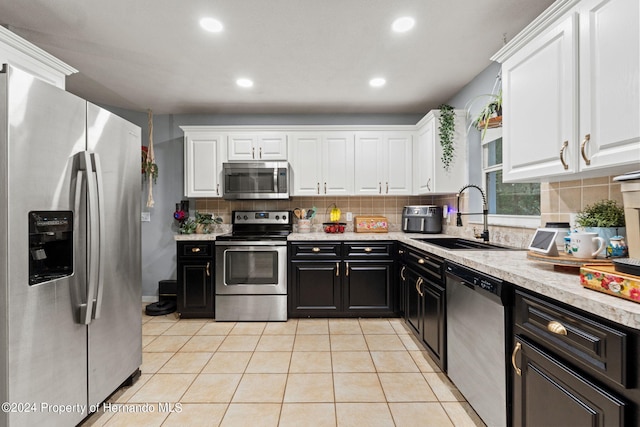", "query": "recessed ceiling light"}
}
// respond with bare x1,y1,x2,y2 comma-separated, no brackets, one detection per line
236,78,254,88
200,17,224,33
392,17,415,33
369,77,386,88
